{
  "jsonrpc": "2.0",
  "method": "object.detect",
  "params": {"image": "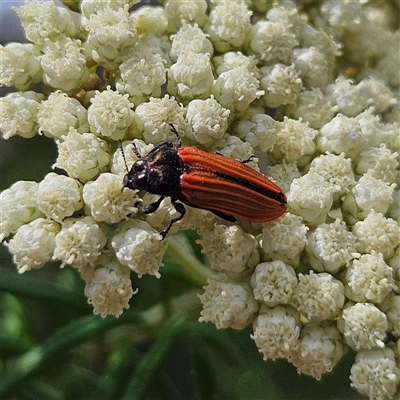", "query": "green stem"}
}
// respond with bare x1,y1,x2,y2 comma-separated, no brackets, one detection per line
165,236,220,285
